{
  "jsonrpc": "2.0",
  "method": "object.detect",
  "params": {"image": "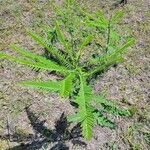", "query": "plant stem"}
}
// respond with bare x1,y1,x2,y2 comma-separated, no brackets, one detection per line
106,18,112,52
